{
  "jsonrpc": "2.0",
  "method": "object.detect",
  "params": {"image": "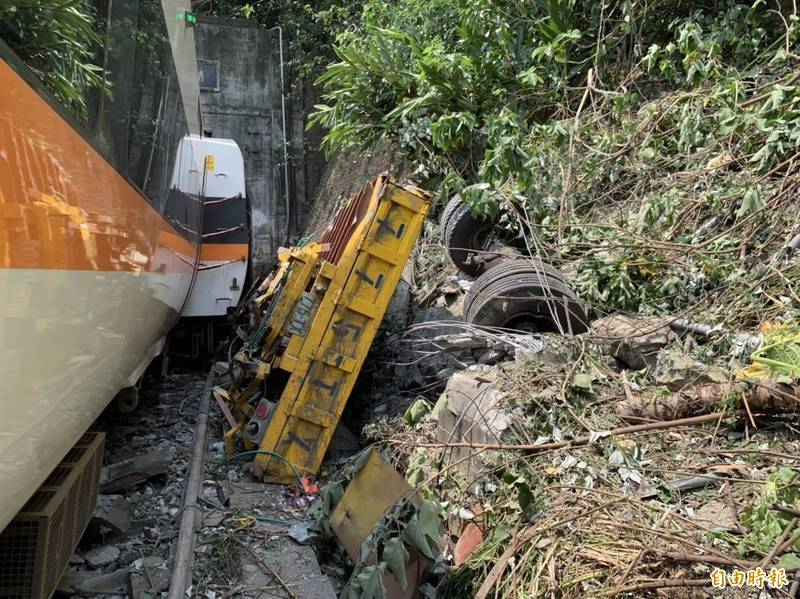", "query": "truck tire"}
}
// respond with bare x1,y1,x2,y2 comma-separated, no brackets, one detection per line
464,260,589,334
442,197,496,276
